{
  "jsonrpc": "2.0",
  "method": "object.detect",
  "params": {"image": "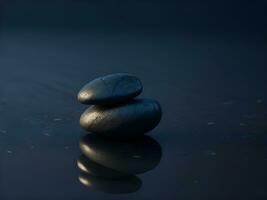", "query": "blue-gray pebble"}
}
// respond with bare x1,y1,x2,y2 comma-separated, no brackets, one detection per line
78,73,143,105
80,98,162,138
